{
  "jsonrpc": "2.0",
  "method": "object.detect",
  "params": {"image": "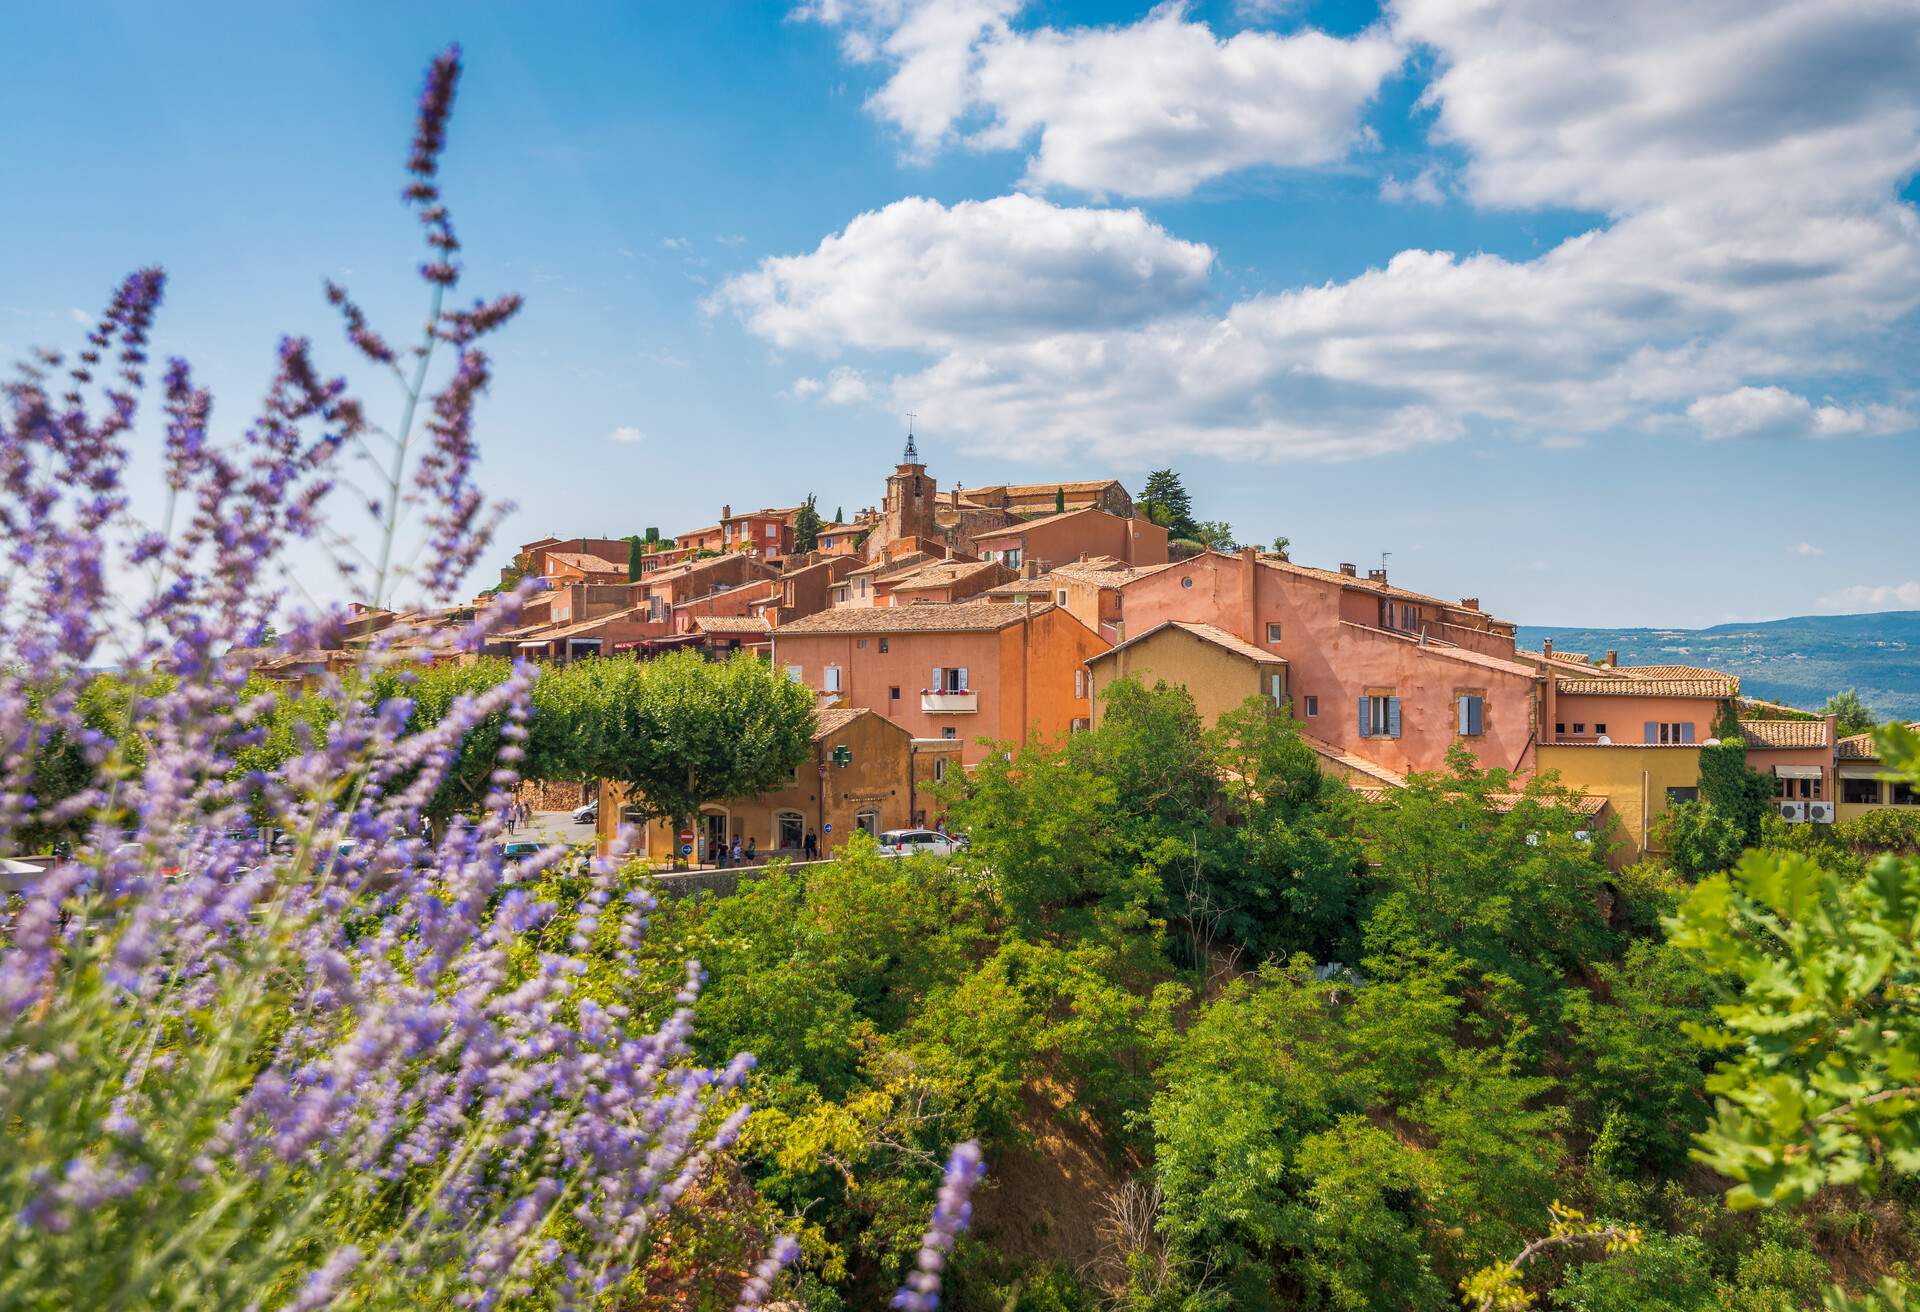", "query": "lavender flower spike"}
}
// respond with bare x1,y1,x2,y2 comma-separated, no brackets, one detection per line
733,1233,801,1312
892,1140,987,1312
